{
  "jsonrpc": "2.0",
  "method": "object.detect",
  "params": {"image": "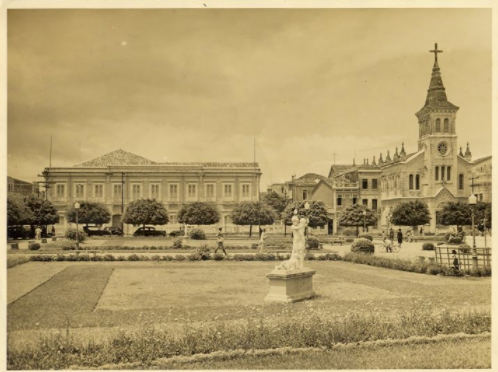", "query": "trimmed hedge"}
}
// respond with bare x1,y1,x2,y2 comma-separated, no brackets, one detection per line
28,242,41,251
351,238,374,254
358,233,373,241
422,243,435,251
